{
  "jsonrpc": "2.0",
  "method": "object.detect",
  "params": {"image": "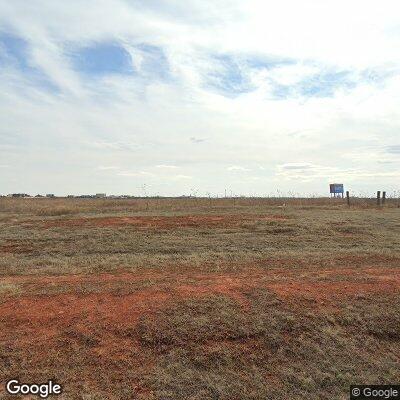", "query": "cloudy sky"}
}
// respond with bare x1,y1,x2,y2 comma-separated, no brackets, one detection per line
1,0,399,196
